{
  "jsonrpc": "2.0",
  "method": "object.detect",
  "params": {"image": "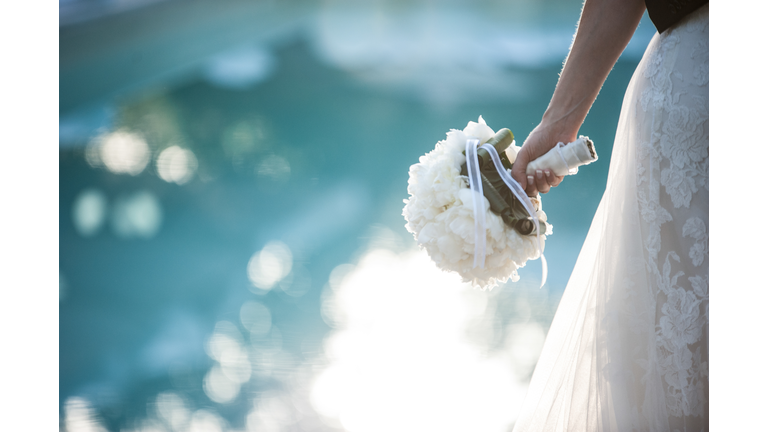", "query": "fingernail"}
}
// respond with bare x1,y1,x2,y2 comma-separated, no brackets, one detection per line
527,175,534,186
536,170,543,179
544,170,551,177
